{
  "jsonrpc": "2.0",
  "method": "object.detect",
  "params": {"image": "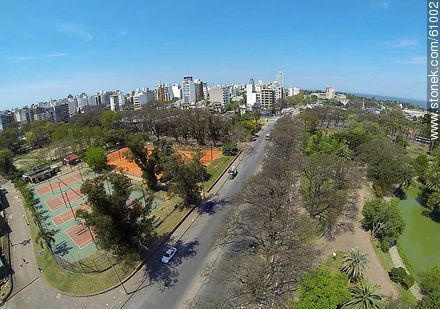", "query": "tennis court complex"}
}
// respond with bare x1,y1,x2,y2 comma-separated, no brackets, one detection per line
31,166,165,261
